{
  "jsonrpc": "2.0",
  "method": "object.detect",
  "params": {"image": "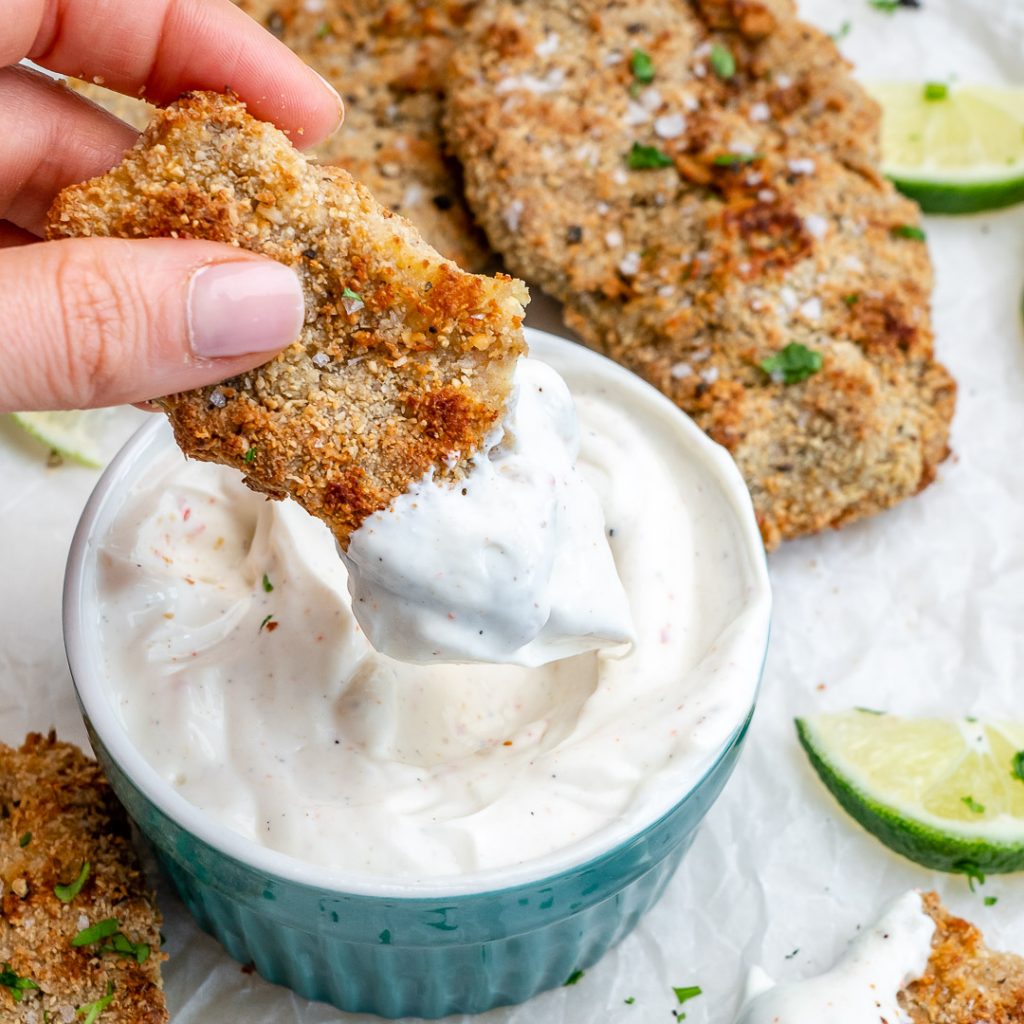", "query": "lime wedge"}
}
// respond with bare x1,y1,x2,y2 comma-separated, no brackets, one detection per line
869,82,1024,213
796,711,1024,874
9,410,116,468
